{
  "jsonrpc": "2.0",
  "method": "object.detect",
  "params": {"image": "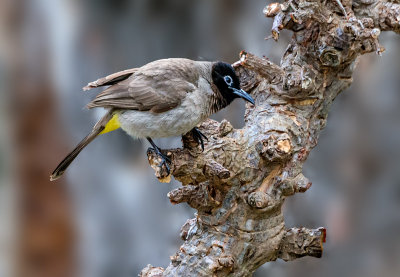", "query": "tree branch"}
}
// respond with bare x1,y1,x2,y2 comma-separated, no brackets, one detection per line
141,0,399,276
278,227,326,261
